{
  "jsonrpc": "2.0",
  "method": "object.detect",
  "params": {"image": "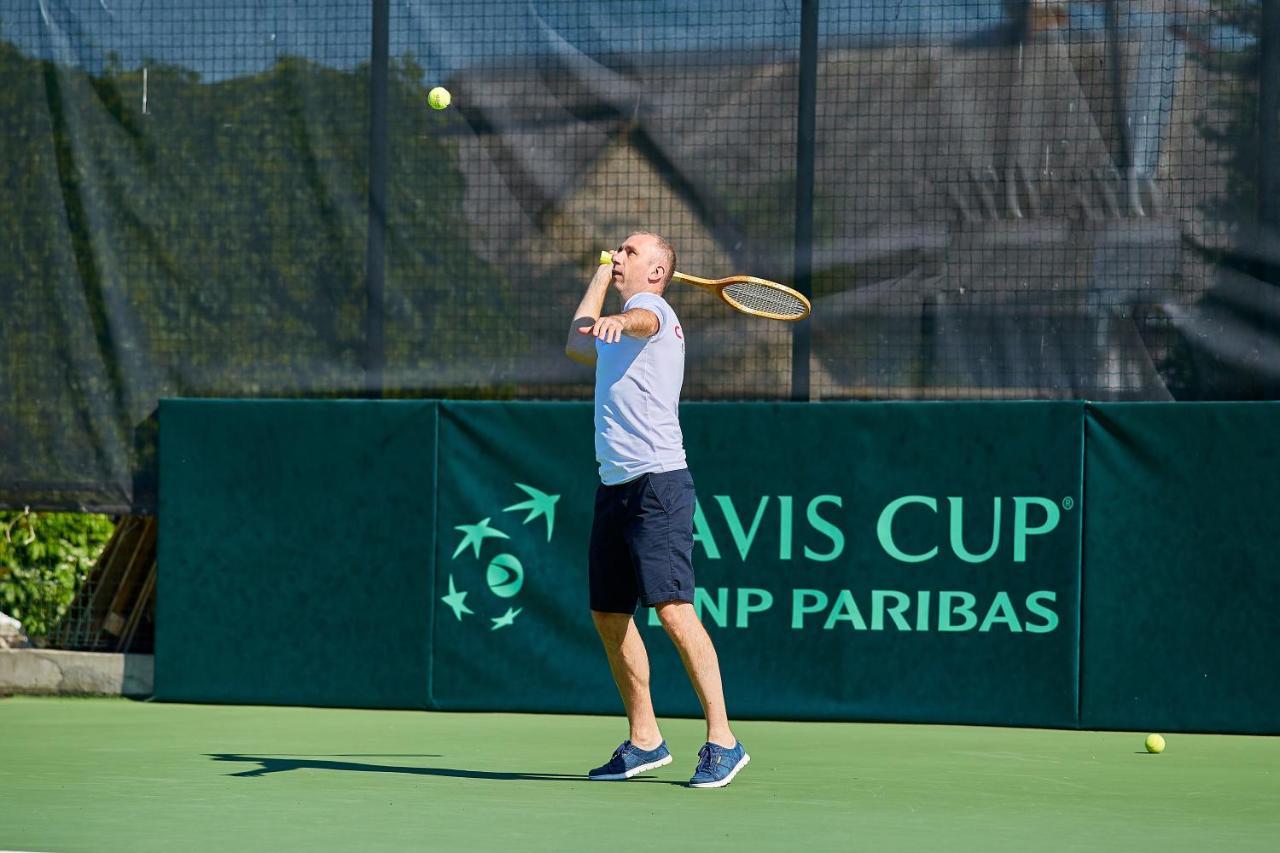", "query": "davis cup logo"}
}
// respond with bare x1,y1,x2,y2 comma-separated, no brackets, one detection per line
486,553,524,598
440,482,559,630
